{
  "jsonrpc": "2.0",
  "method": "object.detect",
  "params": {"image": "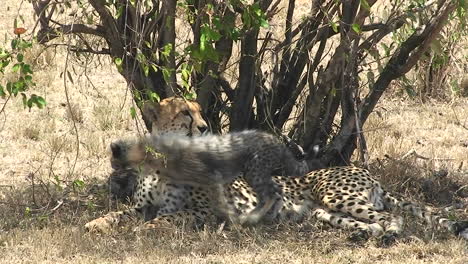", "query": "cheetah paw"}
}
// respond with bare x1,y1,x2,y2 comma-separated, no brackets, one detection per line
450,220,468,240
348,230,370,242
84,217,114,234
378,232,398,248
